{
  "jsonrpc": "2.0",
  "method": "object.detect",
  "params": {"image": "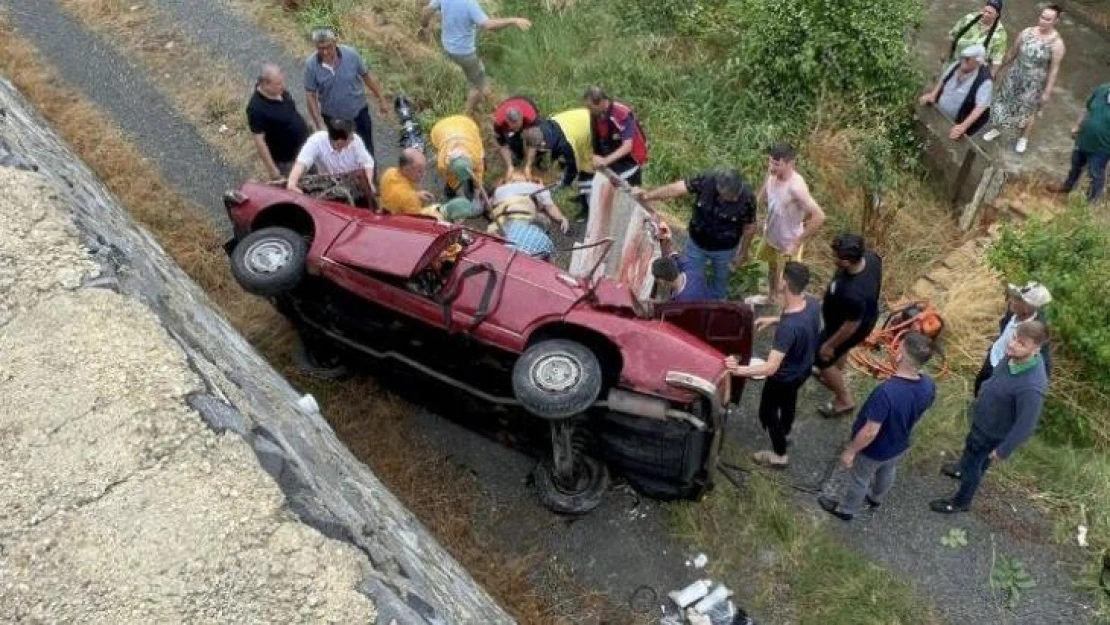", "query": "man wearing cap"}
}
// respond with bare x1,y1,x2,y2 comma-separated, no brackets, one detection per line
430,114,485,200
815,233,884,418
1048,81,1110,204
932,320,1050,514
946,1,1008,76
920,43,994,140
973,281,1052,396
492,96,540,176
419,0,532,114
635,169,757,300
303,29,389,162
